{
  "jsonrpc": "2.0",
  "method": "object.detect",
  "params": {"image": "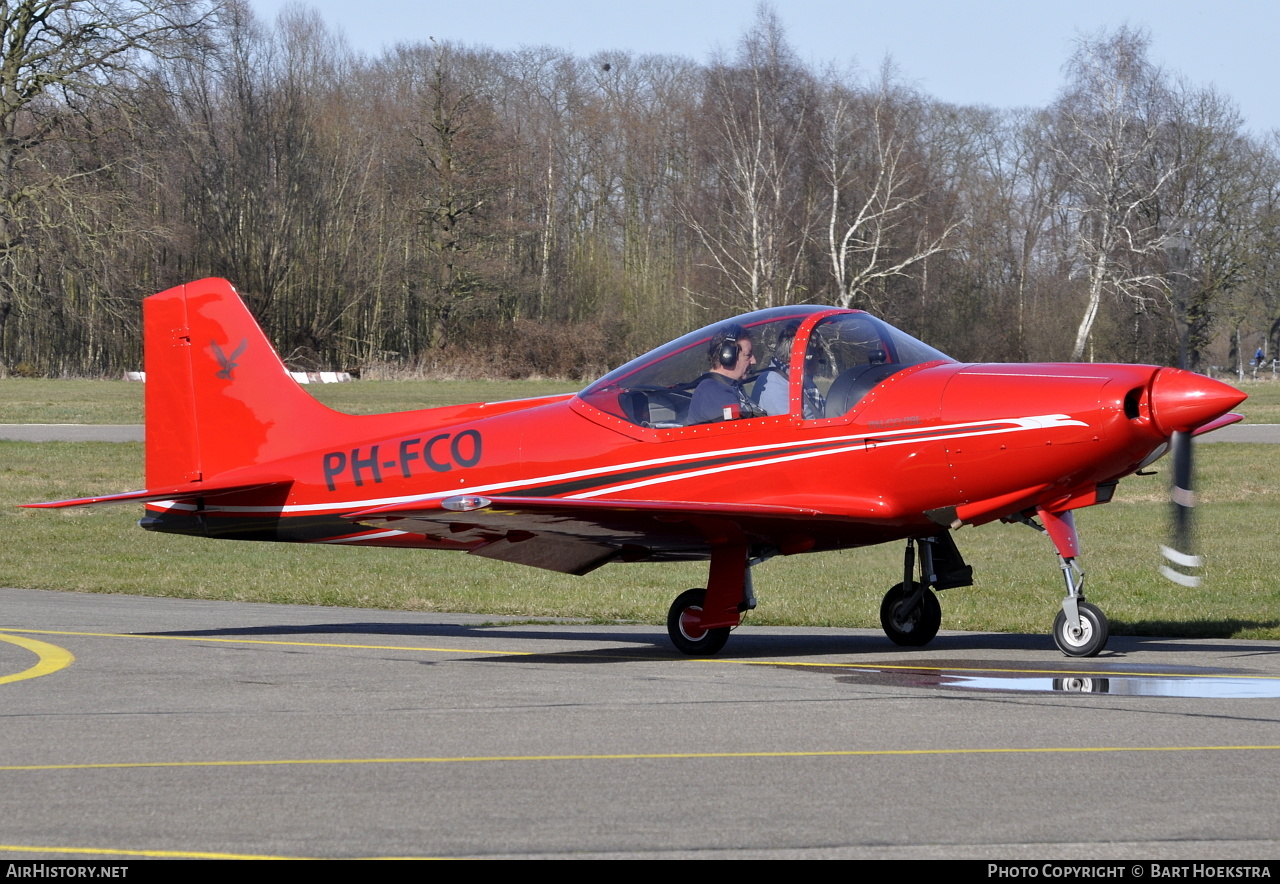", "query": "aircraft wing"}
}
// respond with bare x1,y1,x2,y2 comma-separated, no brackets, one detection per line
345,496,829,575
